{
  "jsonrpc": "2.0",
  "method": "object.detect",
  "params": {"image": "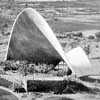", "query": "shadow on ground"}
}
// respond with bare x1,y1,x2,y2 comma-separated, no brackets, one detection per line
27,79,95,94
